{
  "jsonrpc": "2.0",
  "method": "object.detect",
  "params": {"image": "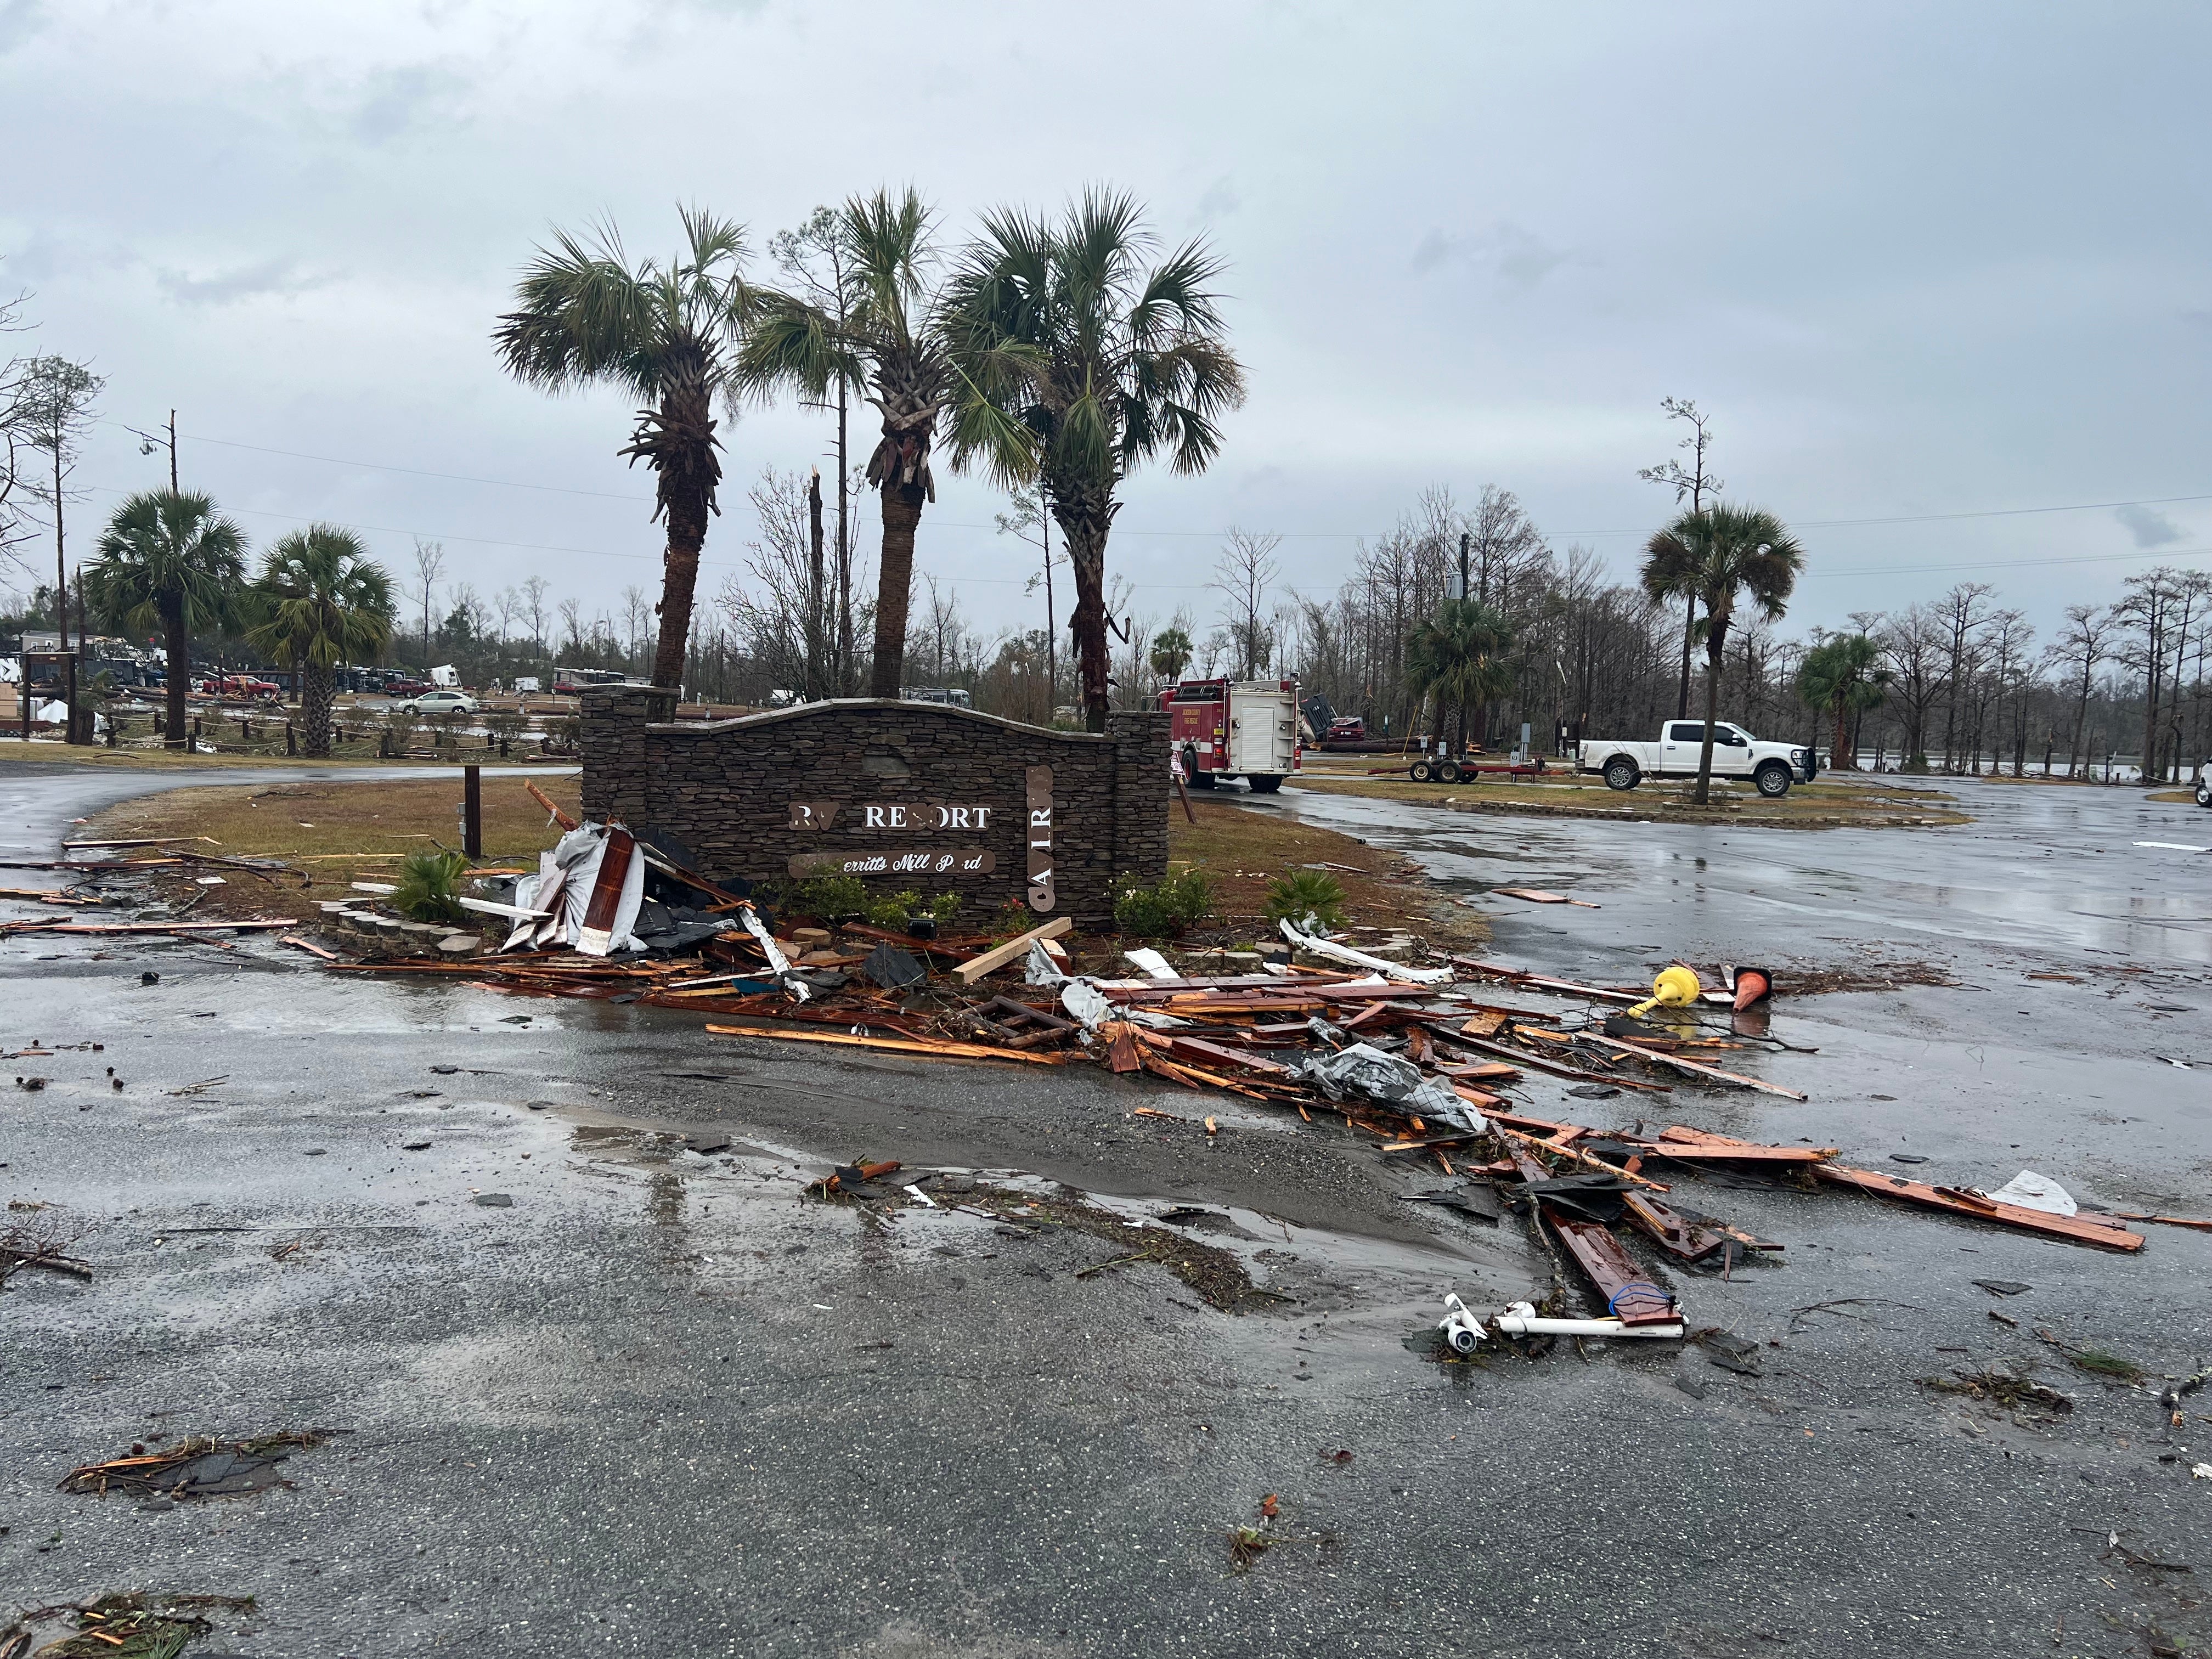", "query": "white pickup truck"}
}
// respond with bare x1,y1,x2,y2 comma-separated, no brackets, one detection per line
1577,720,1816,797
